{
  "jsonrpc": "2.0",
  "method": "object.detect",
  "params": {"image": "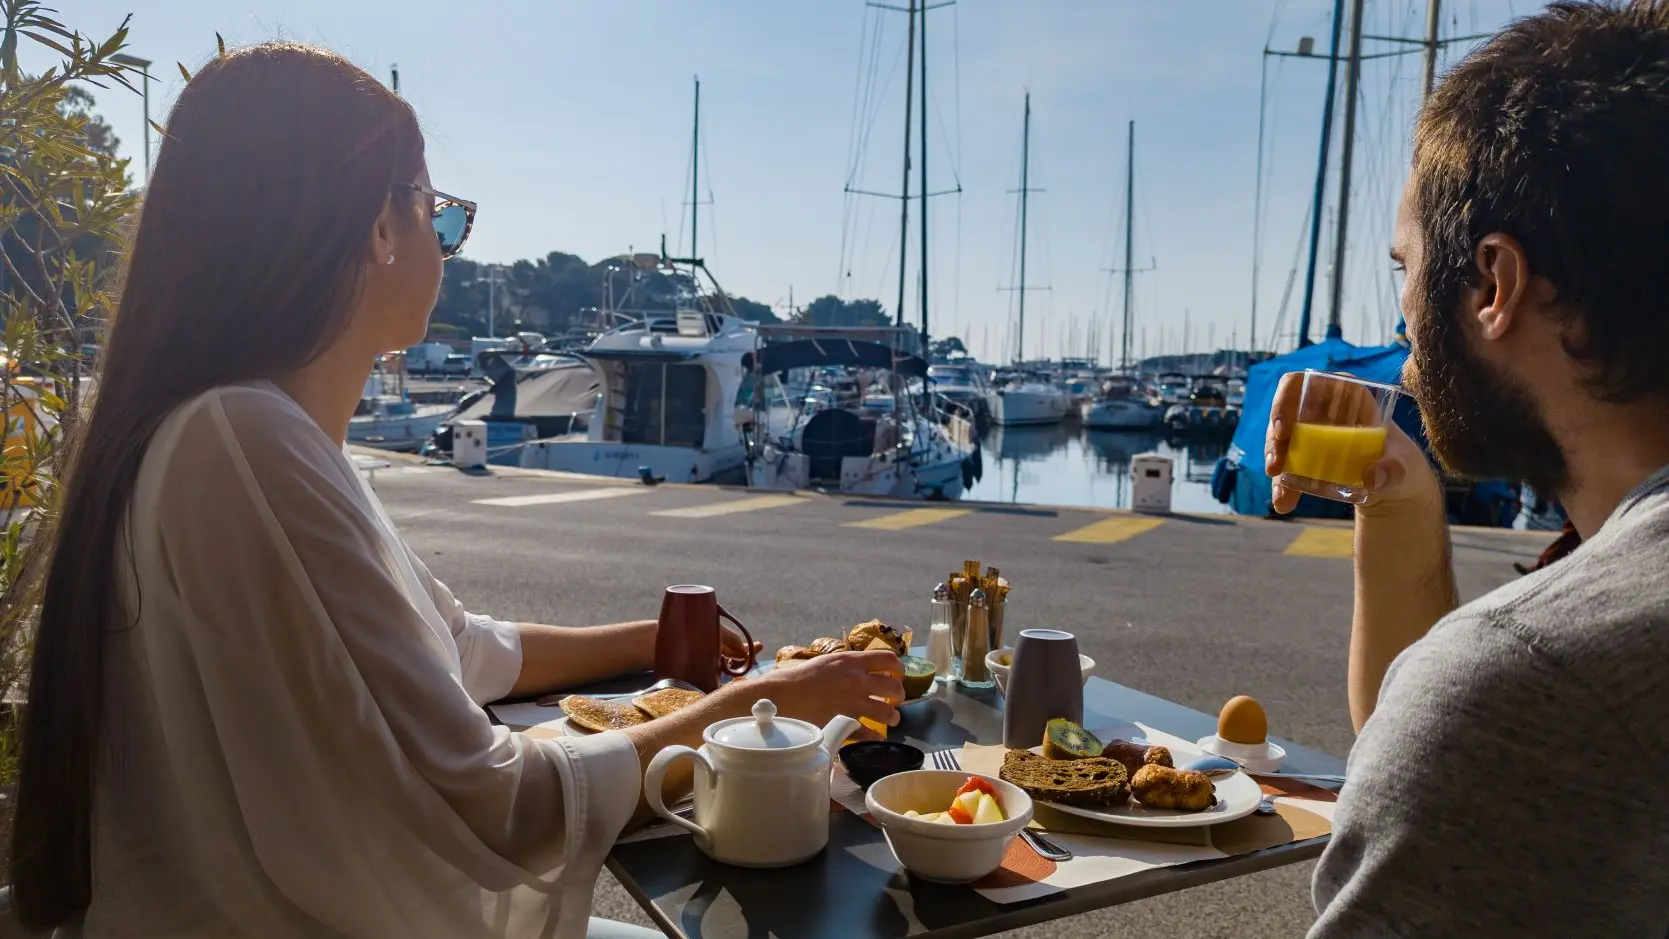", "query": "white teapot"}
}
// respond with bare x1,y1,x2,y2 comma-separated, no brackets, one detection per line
645,699,858,867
